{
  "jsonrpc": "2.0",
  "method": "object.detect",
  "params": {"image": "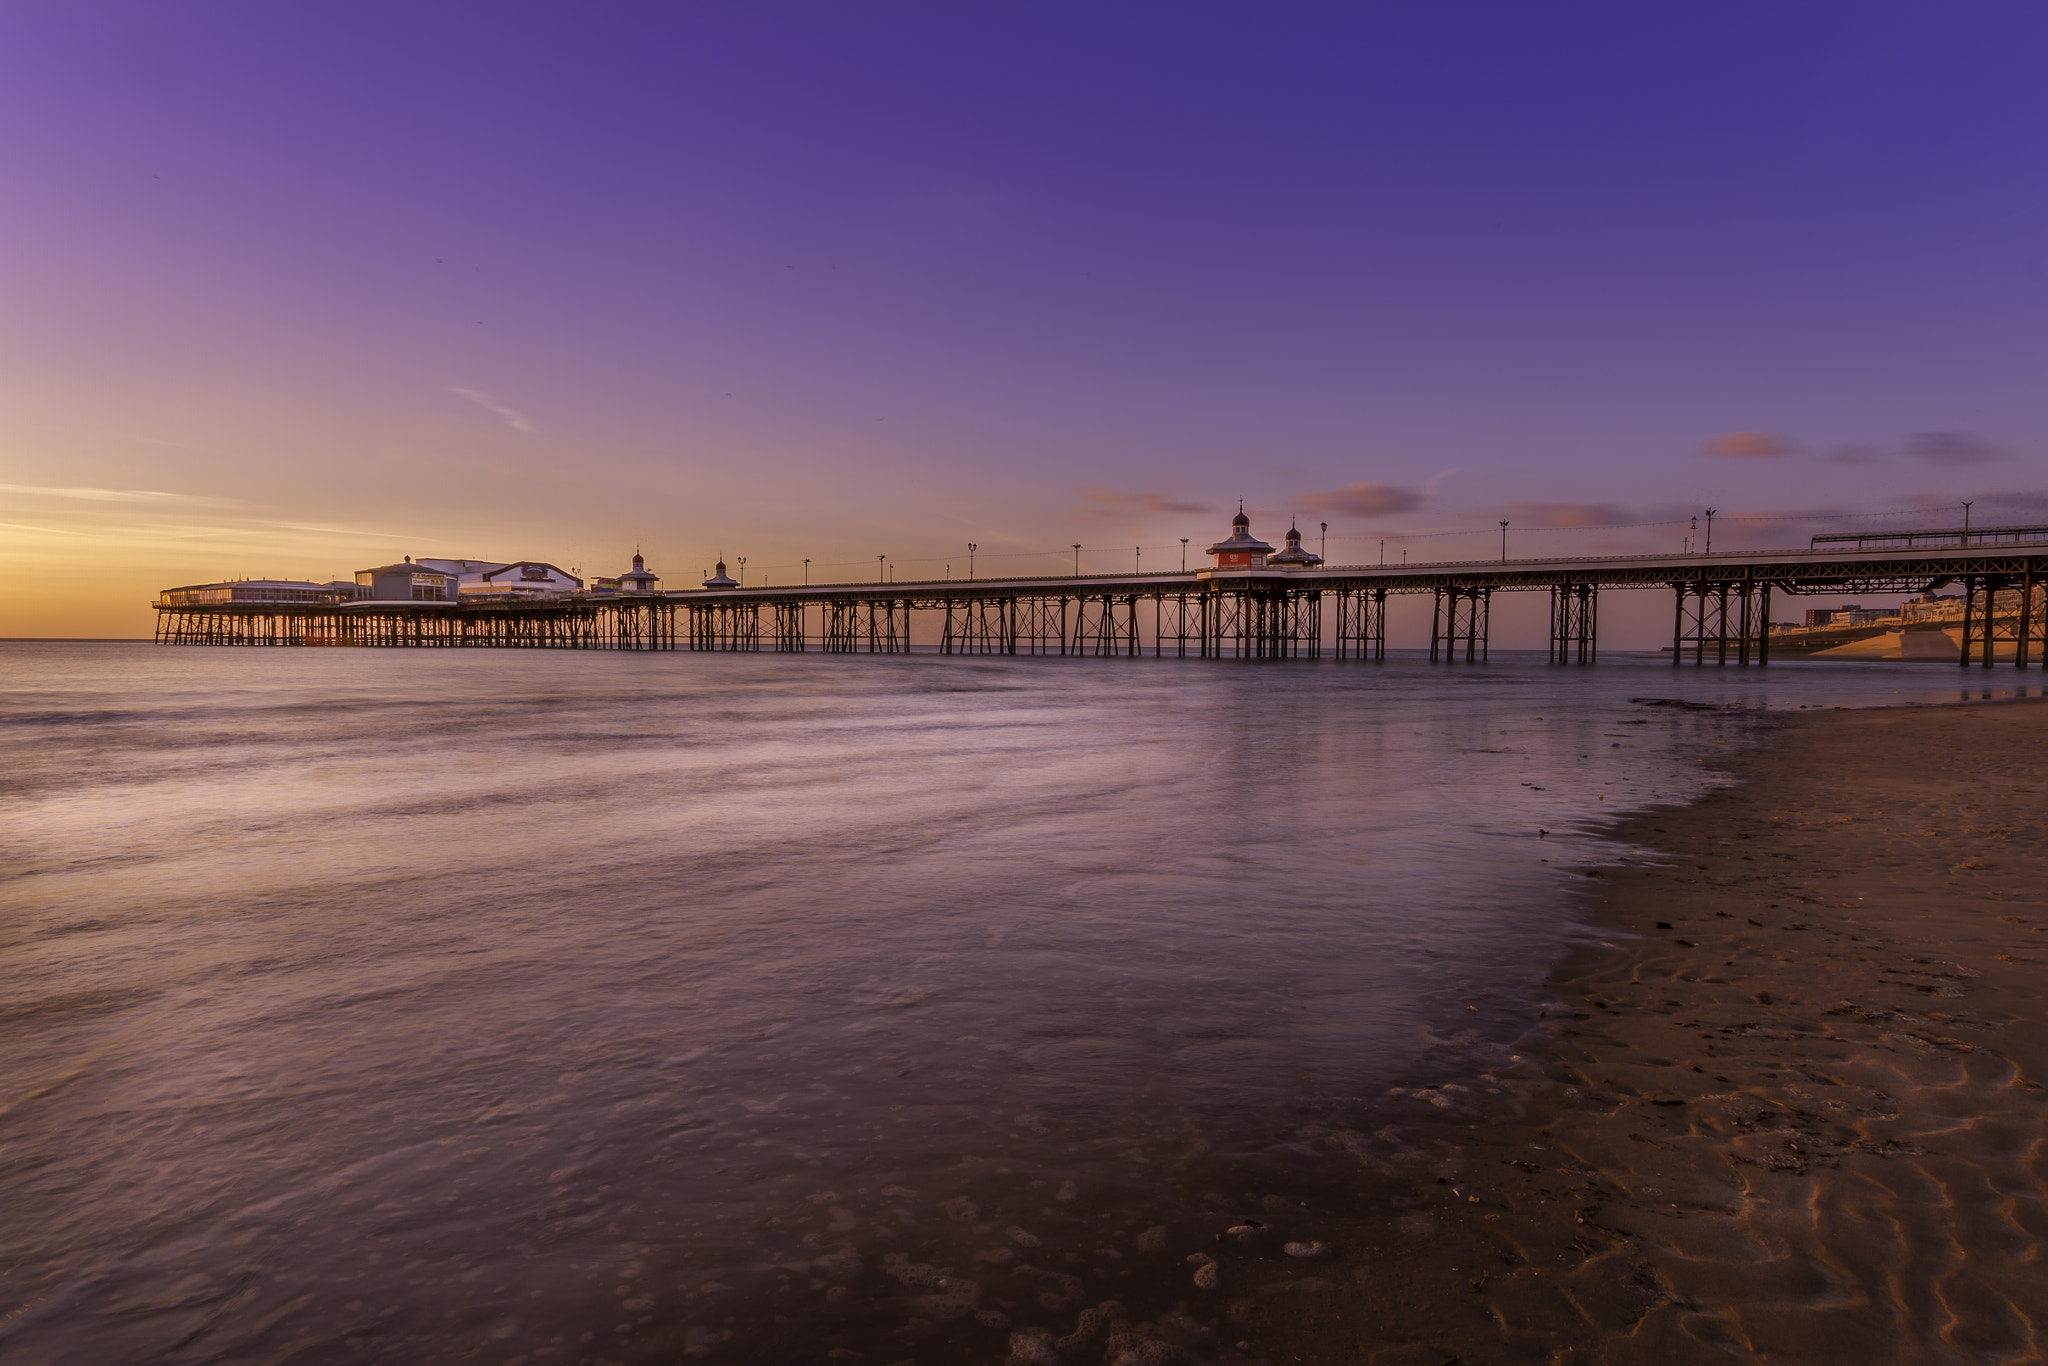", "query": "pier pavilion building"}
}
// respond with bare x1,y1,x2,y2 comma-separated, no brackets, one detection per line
356,558,458,602
460,562,583,601
157,579,363,607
